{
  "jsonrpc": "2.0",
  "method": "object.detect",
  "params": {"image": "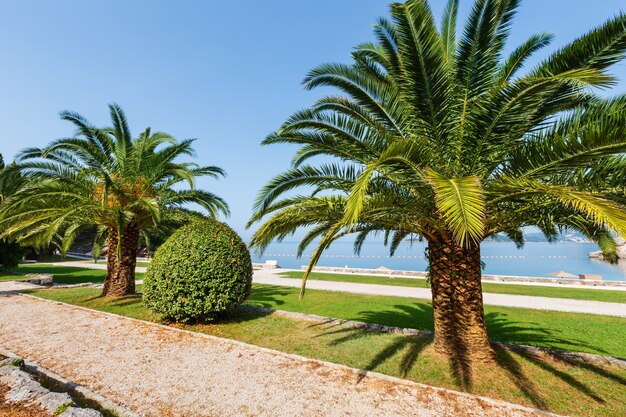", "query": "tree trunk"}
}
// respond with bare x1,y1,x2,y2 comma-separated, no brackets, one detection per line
428,233,494,363
102,225,139,297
